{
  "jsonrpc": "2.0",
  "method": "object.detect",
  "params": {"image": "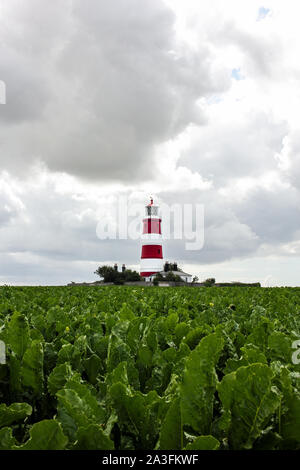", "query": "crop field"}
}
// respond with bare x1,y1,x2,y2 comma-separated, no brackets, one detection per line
0,285,300,450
